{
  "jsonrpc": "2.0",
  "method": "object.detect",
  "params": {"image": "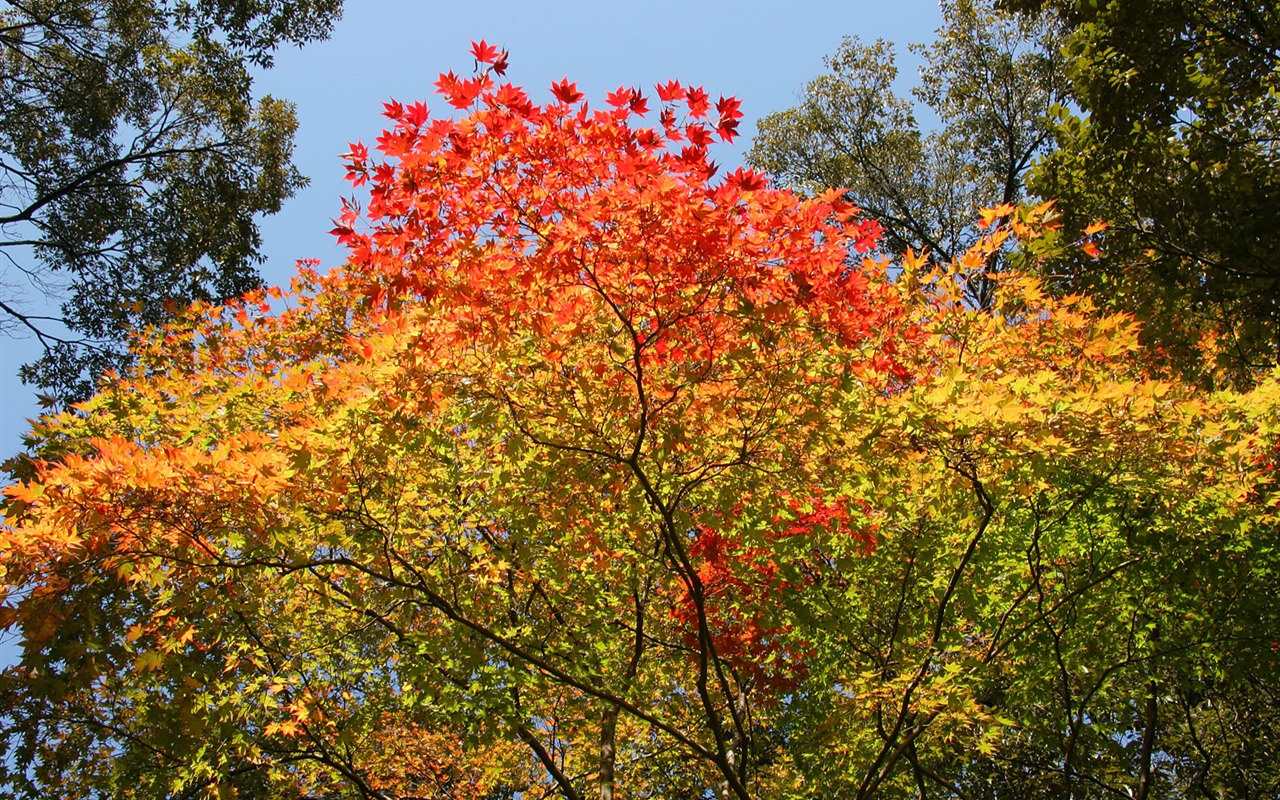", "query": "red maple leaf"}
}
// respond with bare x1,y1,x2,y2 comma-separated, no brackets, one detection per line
675,145,705,167
815,187,854,216
659,108,680,135
716,118,740,142
434,70,460,96
686,86,710,118
605,86,633,109
550,78,583,104
686,124,713,147
656,79,685,102
447,131,471,159
628,89,649,116
715,95,743,121
635,128,661,149
329,222,356,245
850,218,883,253
494,84,532,114
343,141,368,162
343,163,367,187
724,167,767,193
404,101,429,128
469,39,501,64
443,77,484,109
